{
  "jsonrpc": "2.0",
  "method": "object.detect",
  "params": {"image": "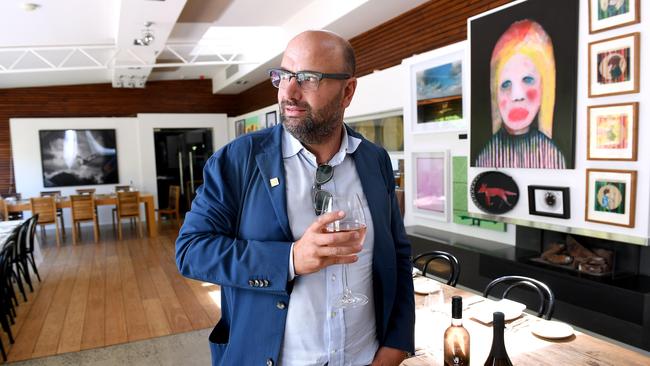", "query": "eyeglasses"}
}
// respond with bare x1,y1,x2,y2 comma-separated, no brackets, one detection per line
268,68,351,91
312,164,334,215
